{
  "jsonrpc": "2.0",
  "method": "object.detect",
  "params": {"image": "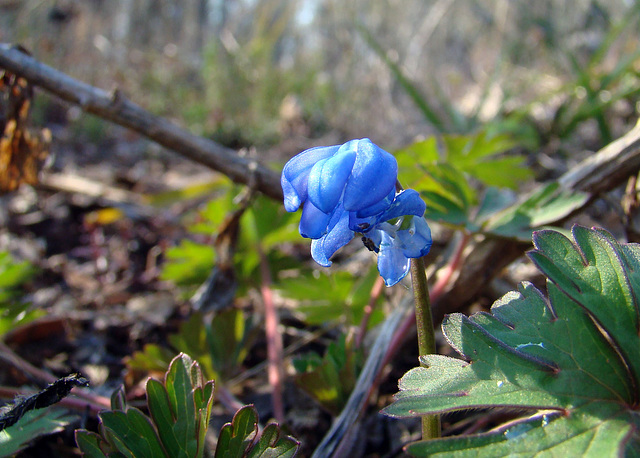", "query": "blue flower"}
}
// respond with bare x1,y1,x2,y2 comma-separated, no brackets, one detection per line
281,139,432,286
281,138,397,214
370,212,433,286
